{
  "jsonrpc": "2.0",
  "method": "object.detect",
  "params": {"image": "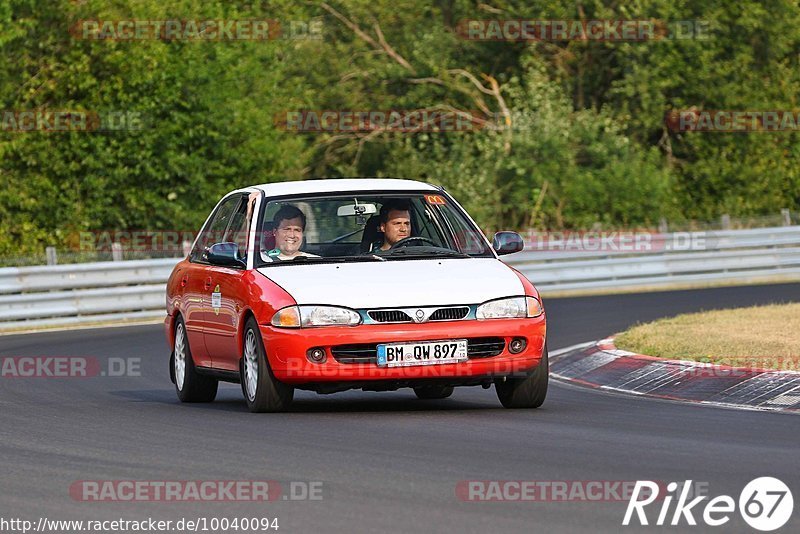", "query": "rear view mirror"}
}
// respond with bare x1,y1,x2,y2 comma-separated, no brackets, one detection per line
206,242,246,268
492,232,524,256
337,203,377,217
